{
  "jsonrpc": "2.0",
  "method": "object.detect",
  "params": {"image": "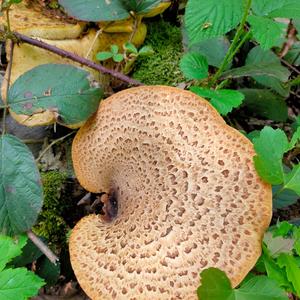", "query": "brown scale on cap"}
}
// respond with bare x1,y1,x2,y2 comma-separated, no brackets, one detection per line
70,86,272,299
